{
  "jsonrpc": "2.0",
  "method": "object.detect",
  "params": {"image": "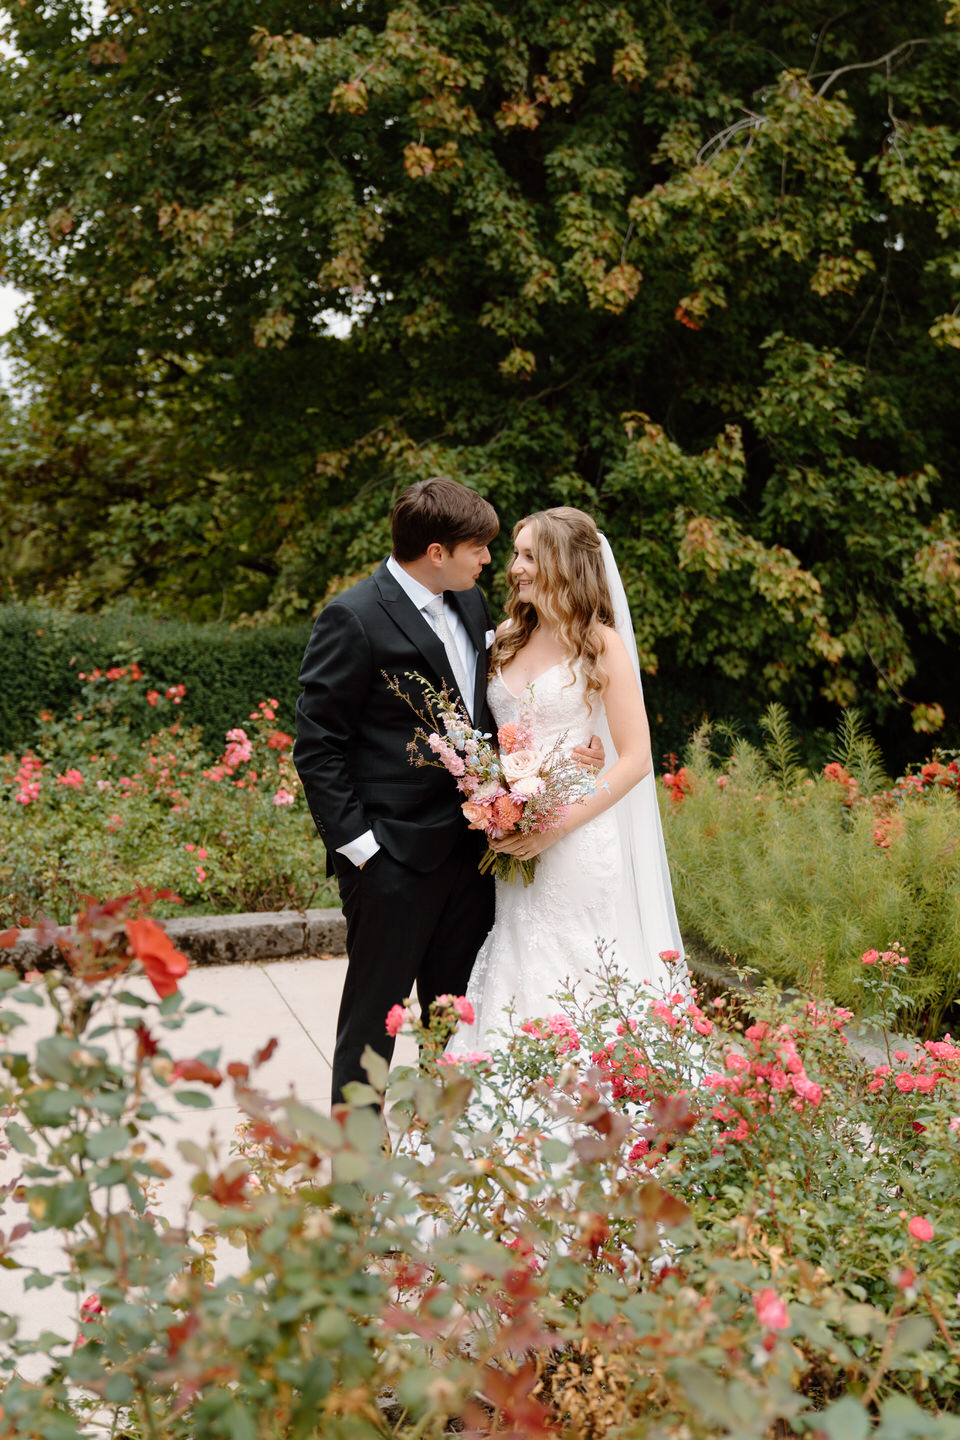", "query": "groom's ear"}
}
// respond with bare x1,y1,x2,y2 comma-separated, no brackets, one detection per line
424,541,447,567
